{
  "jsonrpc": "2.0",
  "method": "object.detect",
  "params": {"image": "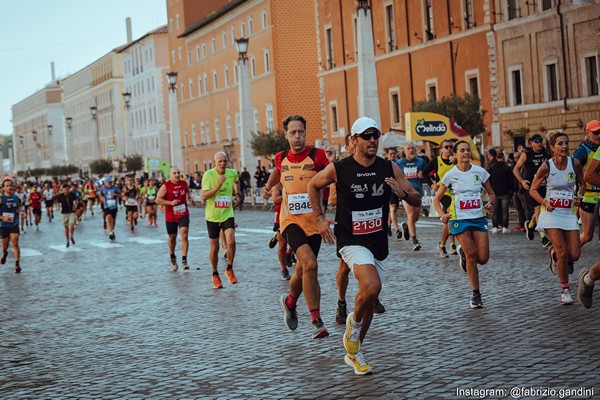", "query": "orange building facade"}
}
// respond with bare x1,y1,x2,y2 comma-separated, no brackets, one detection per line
166,0,321,173
316,0,498,152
